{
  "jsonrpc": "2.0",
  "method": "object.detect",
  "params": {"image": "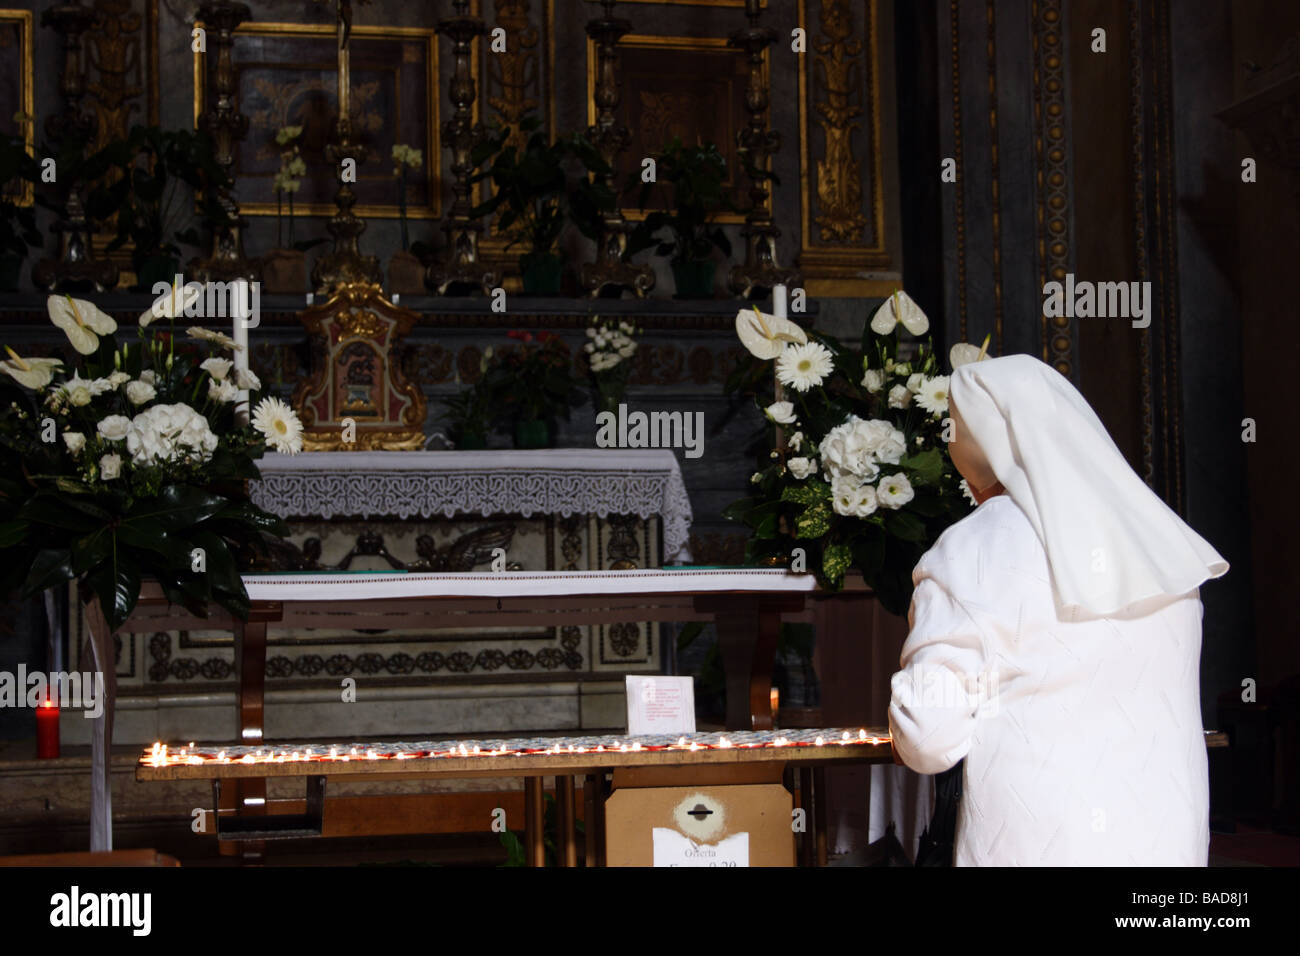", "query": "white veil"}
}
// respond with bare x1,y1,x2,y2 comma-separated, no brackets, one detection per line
949,354,1228,618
